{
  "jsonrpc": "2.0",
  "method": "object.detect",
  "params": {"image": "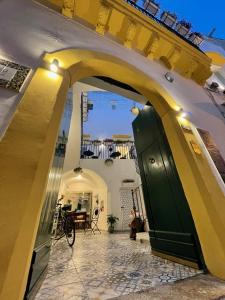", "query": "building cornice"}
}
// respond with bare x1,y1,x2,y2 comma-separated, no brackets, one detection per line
36,0,212,85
